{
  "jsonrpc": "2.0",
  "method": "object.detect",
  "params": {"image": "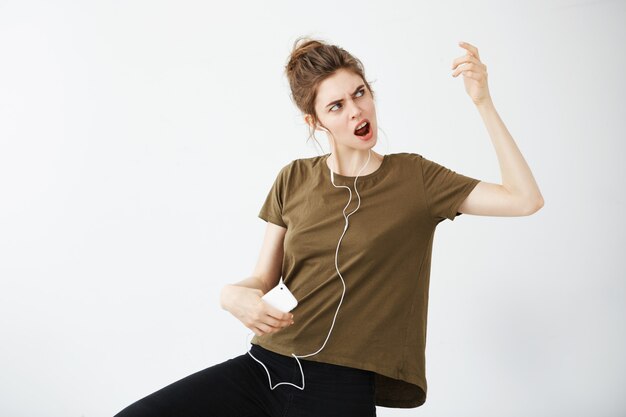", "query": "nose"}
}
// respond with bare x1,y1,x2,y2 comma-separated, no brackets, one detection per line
347,98,363,120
